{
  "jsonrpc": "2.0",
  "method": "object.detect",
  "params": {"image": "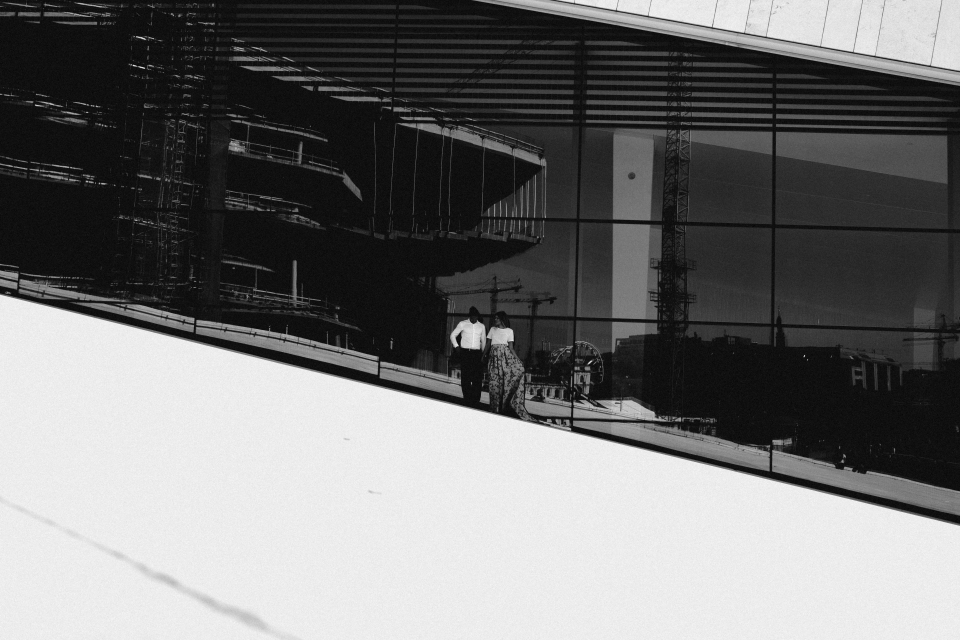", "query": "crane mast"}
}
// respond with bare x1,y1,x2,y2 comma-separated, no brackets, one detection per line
650,47,696,418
